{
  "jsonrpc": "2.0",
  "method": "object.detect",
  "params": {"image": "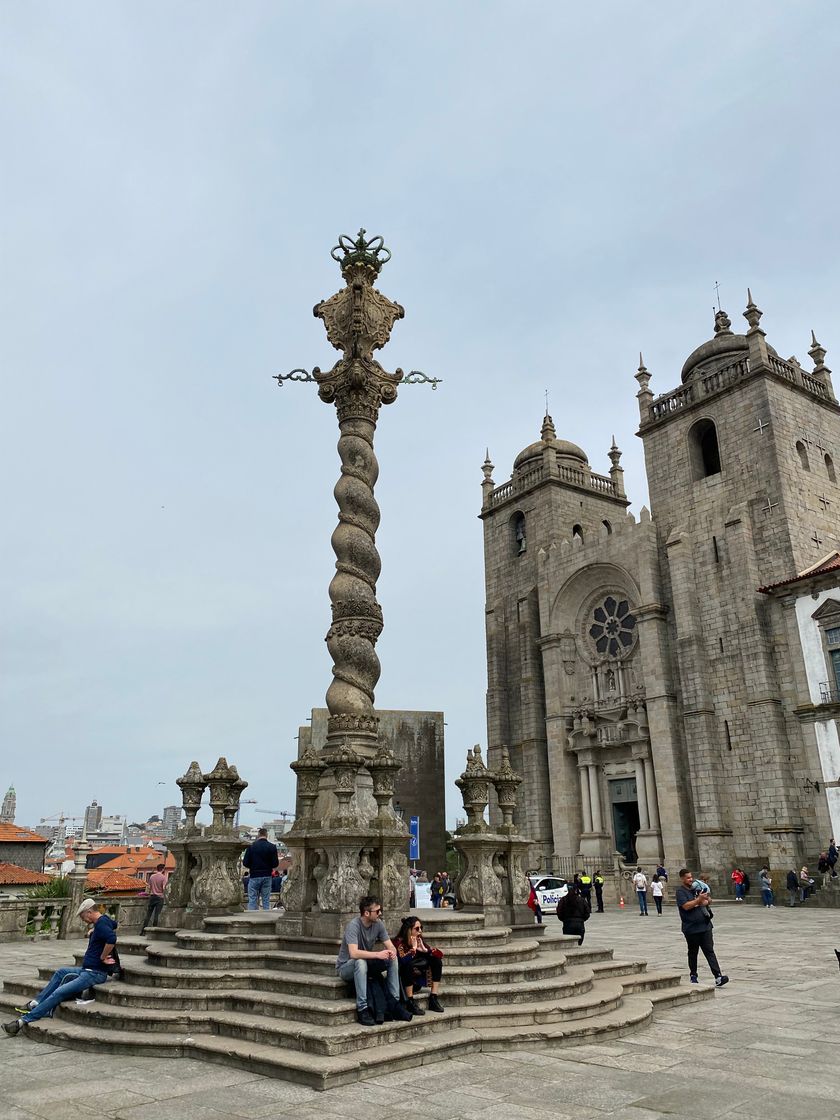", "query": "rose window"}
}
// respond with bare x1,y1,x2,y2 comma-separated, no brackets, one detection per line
589,596,637,657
